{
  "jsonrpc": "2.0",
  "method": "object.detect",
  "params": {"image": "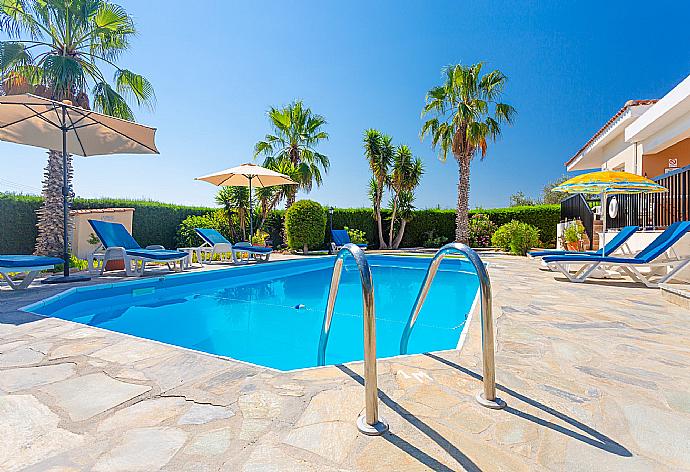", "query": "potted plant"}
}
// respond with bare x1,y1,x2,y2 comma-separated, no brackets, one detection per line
251,230,269,247
563,221,585,251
